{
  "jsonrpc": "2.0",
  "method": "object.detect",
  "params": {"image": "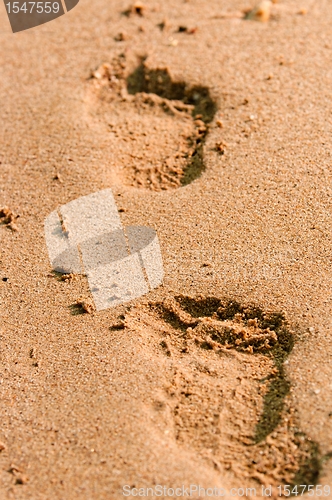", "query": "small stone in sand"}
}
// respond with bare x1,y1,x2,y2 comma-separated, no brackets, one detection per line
0,442,6,451
215,142,227,154
0,207,19,231
128,2,146,16
158,19,169,31
110,321,125,330
91,63,112,80
0,207,16,223
53,172,63,183
178,26,198,34
245,0,272,22
168,37,178,47
115,31,128,41
61,273,77,282
76,298,96,314
8,464,22,474
15,475,29,485
8,222,19,232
